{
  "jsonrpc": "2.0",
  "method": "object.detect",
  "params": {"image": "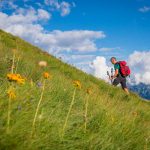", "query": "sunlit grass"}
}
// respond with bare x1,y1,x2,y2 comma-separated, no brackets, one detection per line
83,88,92,133
0,30,149,150
62,80,82,138
6,87,16,133
31,72,51,137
